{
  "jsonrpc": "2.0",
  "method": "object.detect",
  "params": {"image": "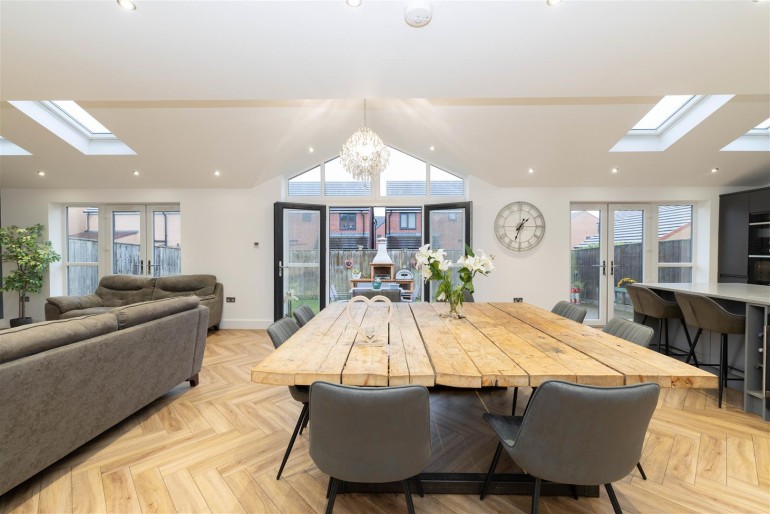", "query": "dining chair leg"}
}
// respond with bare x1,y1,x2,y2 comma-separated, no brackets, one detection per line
411,475,424,497
571,484,579,500
325,477,338,514
636,462,647,480
276,402,308,480
299,408,310,434
604,483,623,514
402,479,415,514
511,387,519,415
480,442,503,500
326,476,332,498
680,319,698,367
685,328,703,366
531,477,542,514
